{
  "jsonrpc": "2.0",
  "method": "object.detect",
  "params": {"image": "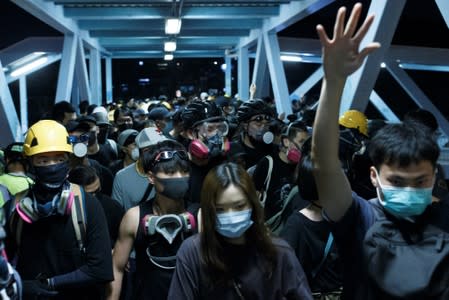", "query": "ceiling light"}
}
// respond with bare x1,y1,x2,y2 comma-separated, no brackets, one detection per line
164,53,174,61
280,55,302,62
164,41,177,52
11,56,48,77
165,18,182,35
